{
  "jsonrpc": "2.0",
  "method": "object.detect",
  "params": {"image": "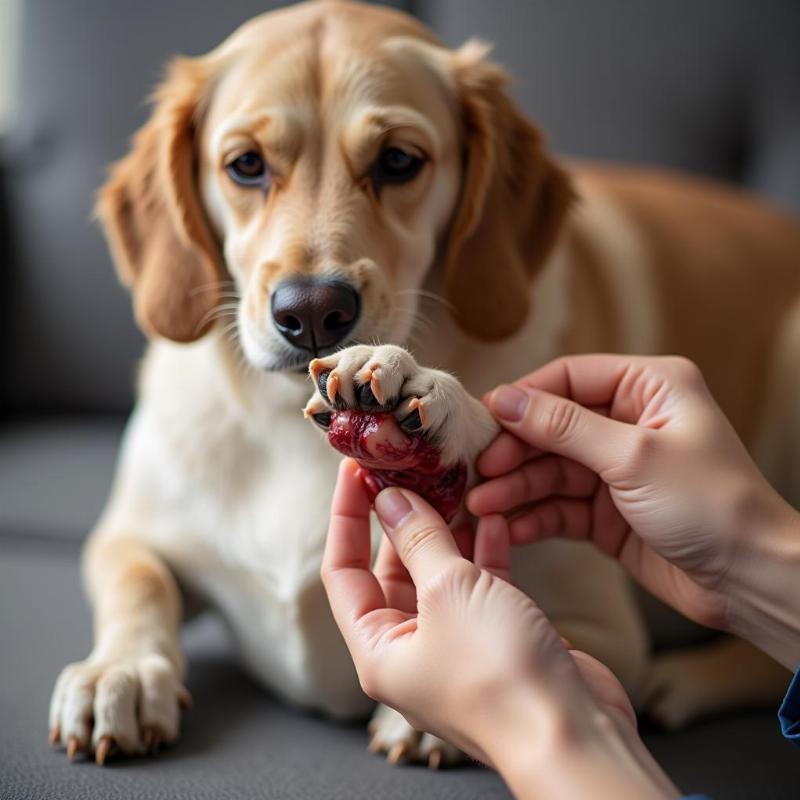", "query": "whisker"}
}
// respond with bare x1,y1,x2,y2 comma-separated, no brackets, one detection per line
193,302,240,335
395,288,454,312
221,319,240,336
188,280,238,298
